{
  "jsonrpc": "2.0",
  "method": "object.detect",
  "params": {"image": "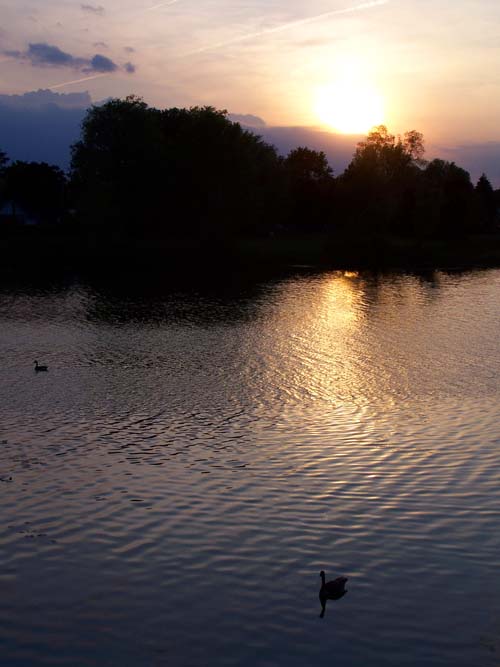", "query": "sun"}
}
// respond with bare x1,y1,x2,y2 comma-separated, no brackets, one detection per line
315,79,384,135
